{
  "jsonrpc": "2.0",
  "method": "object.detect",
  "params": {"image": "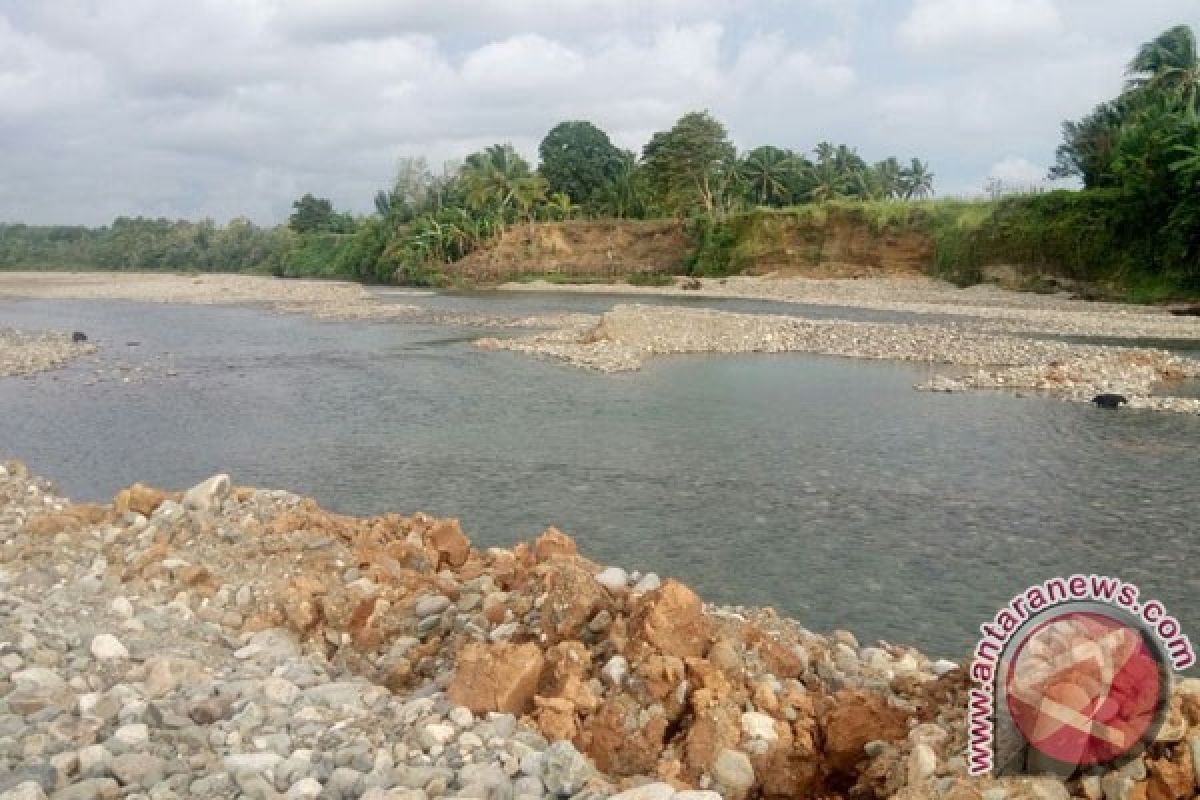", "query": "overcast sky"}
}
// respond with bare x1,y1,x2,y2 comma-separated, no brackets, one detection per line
1,0,1196,226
